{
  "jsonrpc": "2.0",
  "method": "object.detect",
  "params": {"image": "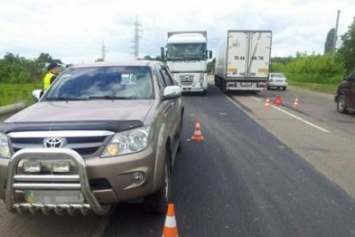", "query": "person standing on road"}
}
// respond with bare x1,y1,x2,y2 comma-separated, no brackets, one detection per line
43,62,61,91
